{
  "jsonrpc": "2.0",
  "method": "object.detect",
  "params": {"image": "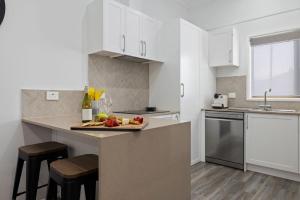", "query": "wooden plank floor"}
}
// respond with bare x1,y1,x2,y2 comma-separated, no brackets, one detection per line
191,162,300,200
